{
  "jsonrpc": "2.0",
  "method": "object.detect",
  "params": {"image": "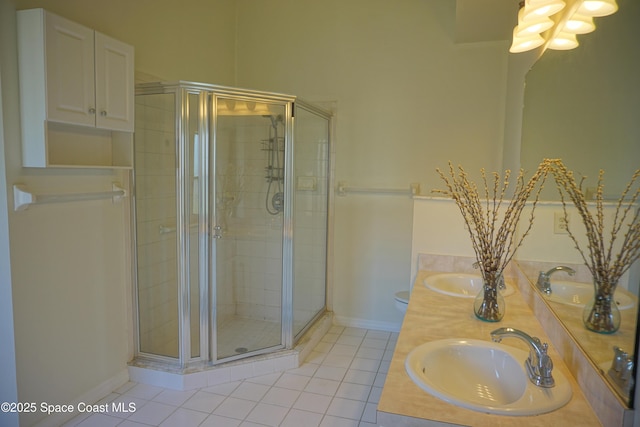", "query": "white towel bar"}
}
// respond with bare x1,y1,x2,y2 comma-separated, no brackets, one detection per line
337,181,420,197
13,183,127,211
159,223,199,234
